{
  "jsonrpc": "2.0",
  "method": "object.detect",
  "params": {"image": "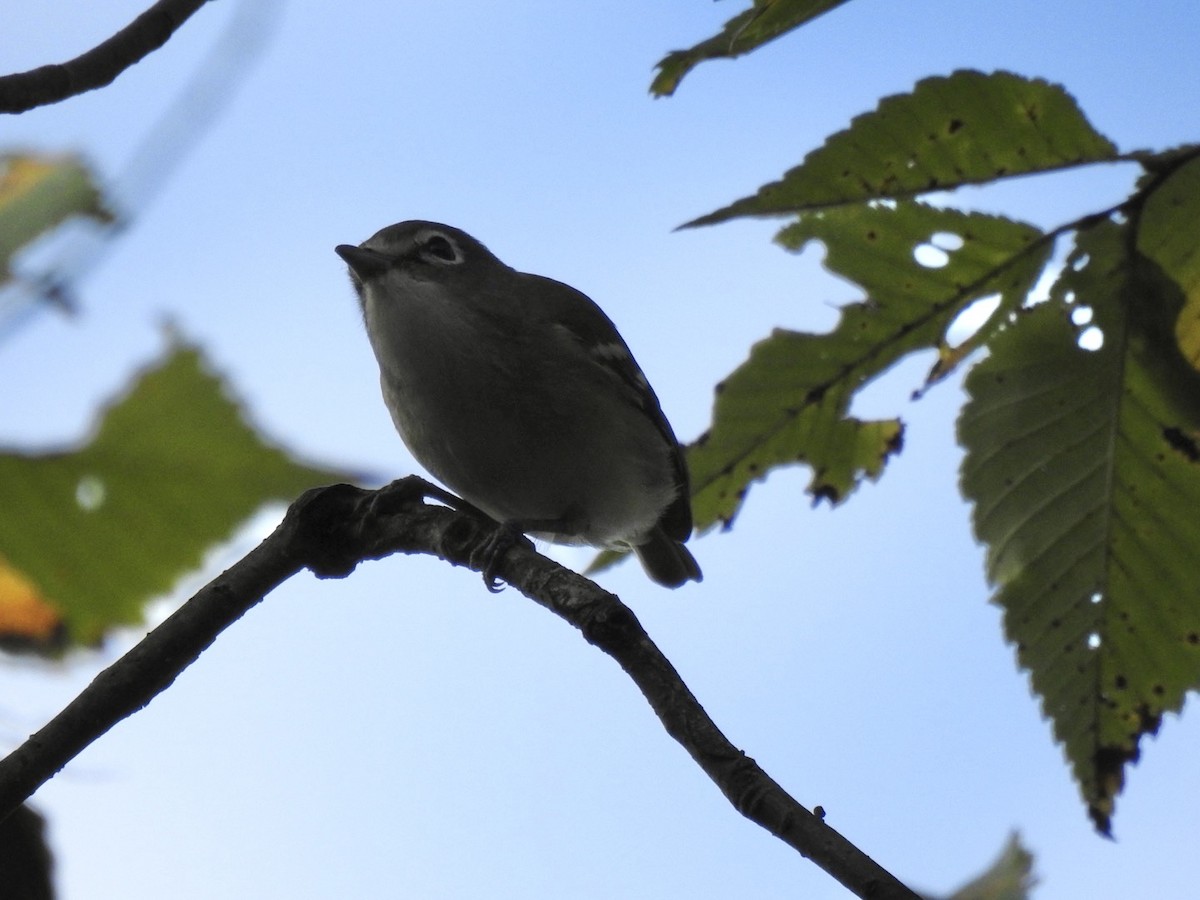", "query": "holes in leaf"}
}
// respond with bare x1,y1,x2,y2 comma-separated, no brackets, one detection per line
912,231,964,269
1077,325,1104,351
930,231,964,251
945,293,1002,349
75,475,106,511
1066,299,1103,350
914,244,949,268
